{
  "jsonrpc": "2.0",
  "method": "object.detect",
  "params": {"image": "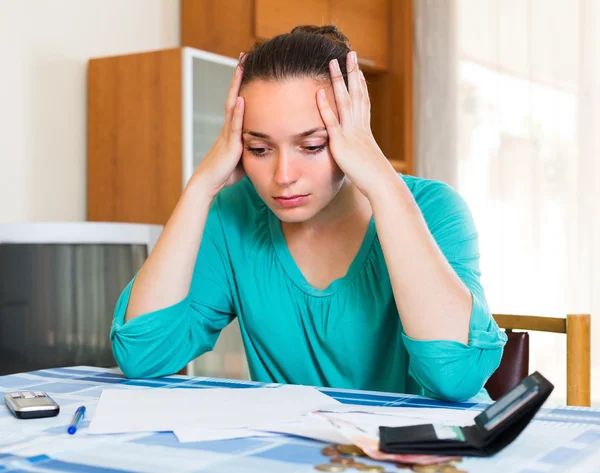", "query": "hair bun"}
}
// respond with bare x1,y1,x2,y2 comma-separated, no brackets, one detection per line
290,25,352,51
